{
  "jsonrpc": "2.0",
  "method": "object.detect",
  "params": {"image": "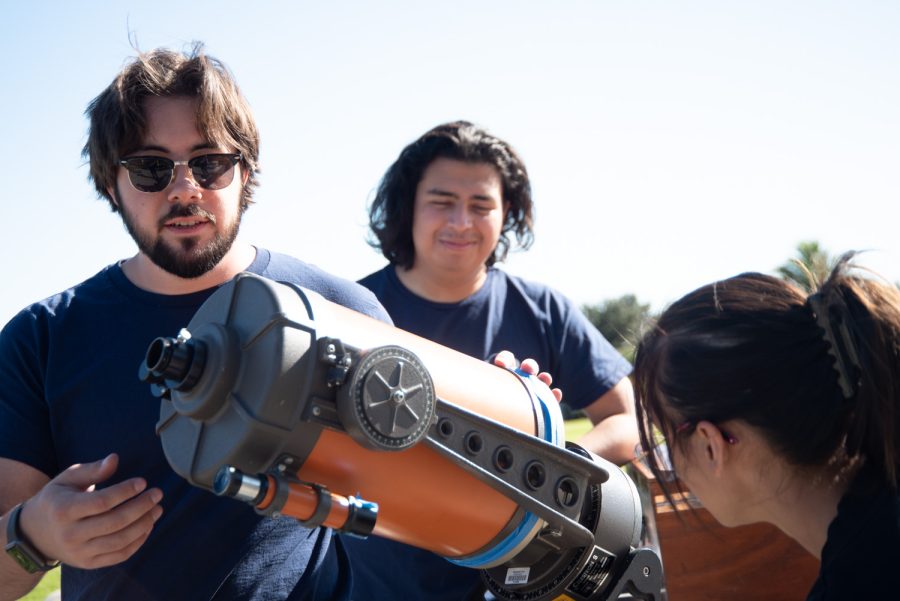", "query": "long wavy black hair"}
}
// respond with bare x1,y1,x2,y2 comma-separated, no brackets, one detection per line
368,121,534,269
